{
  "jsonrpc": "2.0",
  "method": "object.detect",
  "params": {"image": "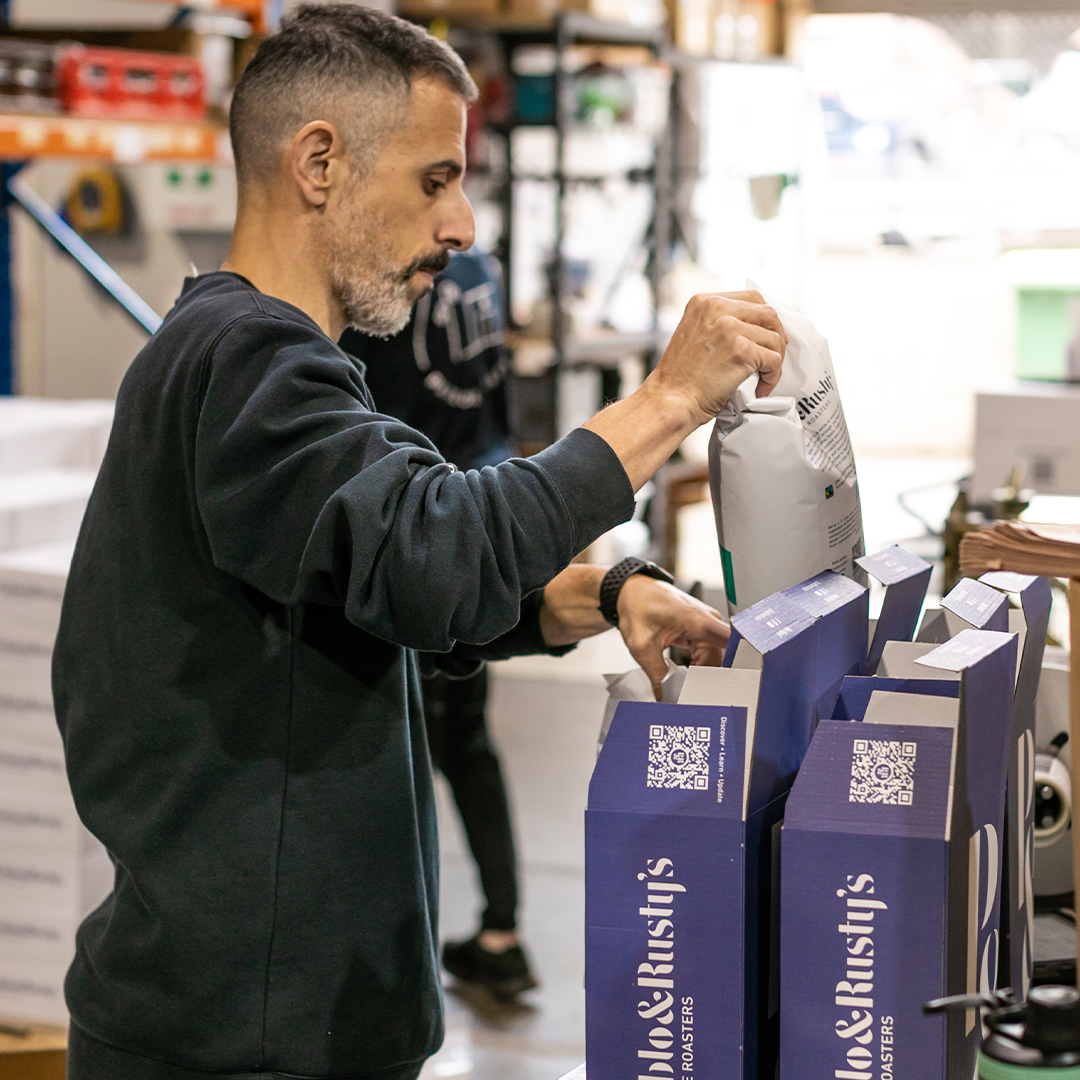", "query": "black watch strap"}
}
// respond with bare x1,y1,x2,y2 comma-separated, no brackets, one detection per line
598,557,676,627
